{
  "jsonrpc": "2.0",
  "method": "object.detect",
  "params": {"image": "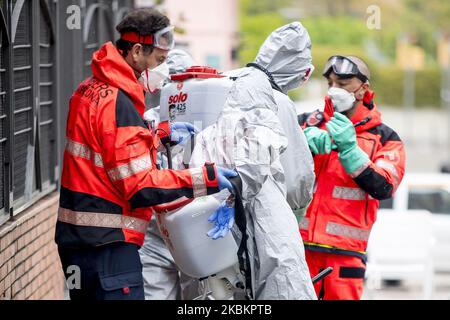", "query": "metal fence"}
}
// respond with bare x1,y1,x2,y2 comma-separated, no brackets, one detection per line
0,0,134,225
